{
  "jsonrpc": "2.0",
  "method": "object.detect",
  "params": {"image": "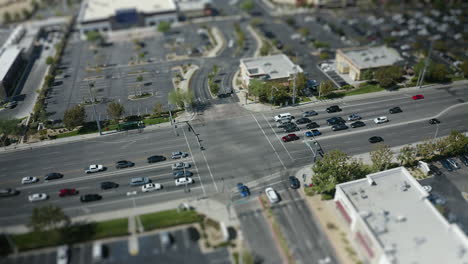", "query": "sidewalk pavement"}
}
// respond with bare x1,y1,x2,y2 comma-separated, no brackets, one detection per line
205,26,226,58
